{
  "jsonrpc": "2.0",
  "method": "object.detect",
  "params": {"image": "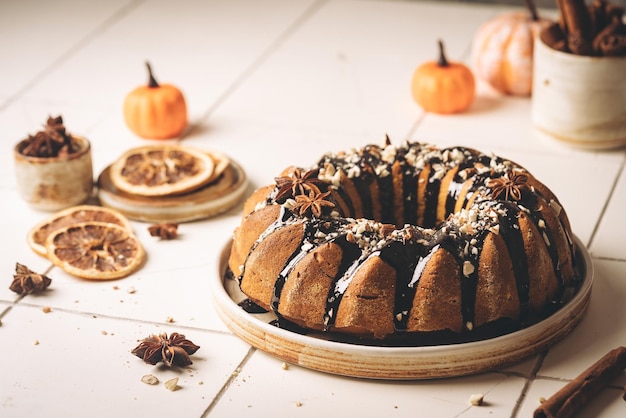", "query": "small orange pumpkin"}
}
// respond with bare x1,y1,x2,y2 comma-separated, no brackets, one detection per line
123,62,187,139
471,0,551,96
411,40,475,114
